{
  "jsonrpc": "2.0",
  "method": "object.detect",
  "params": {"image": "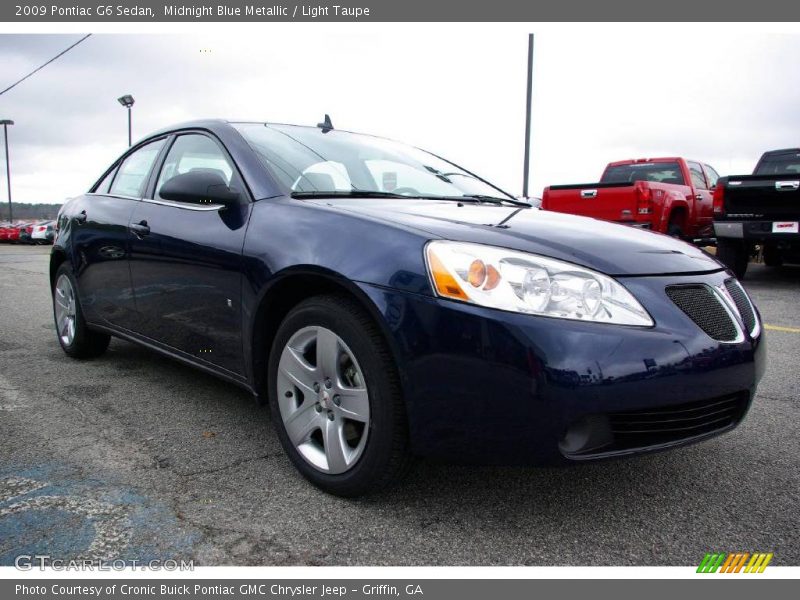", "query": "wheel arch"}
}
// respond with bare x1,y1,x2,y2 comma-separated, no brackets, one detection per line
248,266,407,406
49,247,68,289
666,201,689,232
